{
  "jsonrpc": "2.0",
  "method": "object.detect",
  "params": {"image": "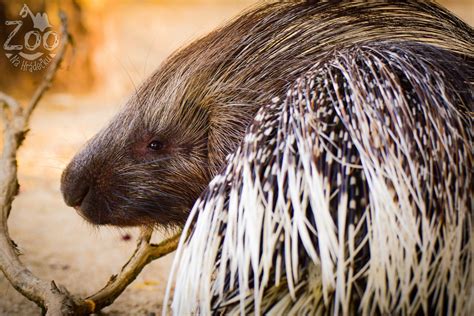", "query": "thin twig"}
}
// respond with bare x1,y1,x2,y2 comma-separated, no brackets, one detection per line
80,229,181,313
26,12,69,119
0,92,22,116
